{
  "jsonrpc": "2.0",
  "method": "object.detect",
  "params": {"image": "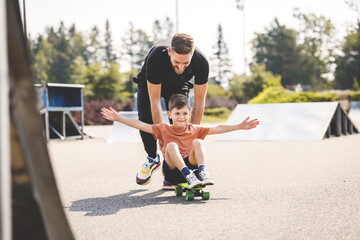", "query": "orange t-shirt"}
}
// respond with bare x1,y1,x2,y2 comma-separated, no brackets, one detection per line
152,123,210,158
